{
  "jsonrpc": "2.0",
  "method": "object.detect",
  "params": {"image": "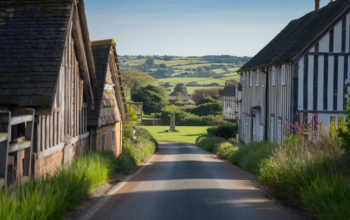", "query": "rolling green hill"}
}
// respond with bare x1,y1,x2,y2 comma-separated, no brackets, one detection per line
119,56,246,95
